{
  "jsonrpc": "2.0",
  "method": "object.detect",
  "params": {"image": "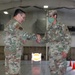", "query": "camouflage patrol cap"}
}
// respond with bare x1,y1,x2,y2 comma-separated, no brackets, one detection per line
48,10,57,16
